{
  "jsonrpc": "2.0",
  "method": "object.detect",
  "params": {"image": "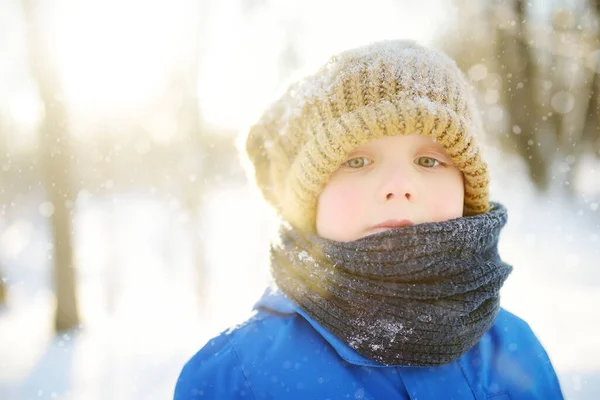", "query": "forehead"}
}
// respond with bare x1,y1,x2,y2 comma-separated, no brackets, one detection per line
354,134,448,153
